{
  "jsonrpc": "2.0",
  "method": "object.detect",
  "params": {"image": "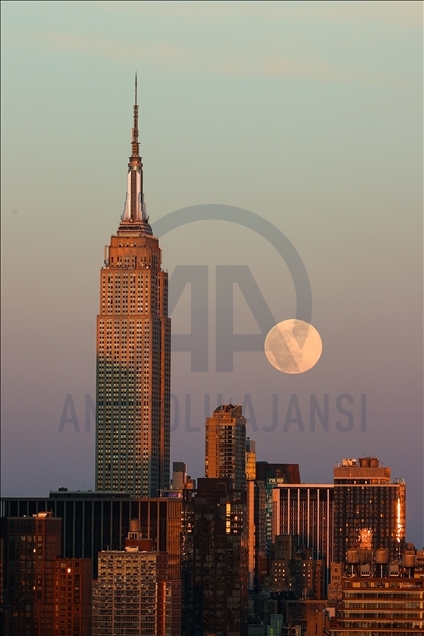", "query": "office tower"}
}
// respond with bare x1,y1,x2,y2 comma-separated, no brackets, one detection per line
205,403,246,490
92,520,181,636
96,77,170,497
189,478,248,636
53,558,92,636
1,492,182,580
1,512,62,635
271,484,334,583
333,457,406,563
